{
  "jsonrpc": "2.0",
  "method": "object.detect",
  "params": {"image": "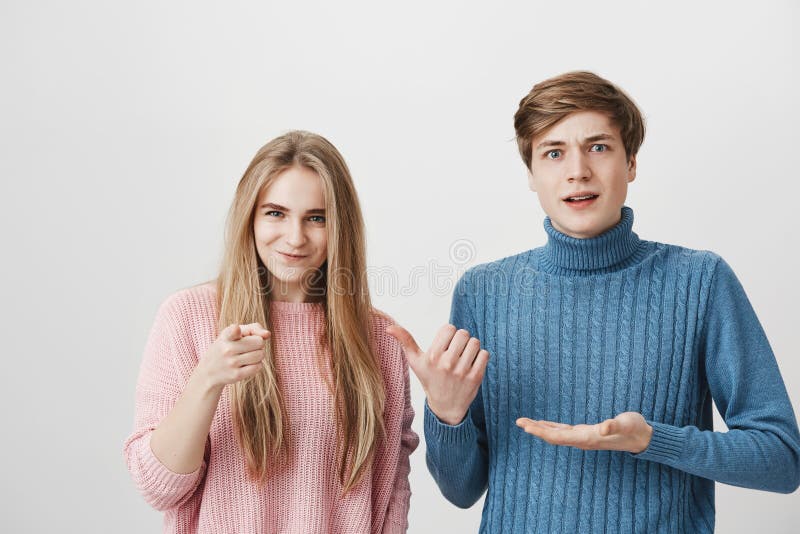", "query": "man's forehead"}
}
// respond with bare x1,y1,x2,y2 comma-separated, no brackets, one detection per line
533,111,622,144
